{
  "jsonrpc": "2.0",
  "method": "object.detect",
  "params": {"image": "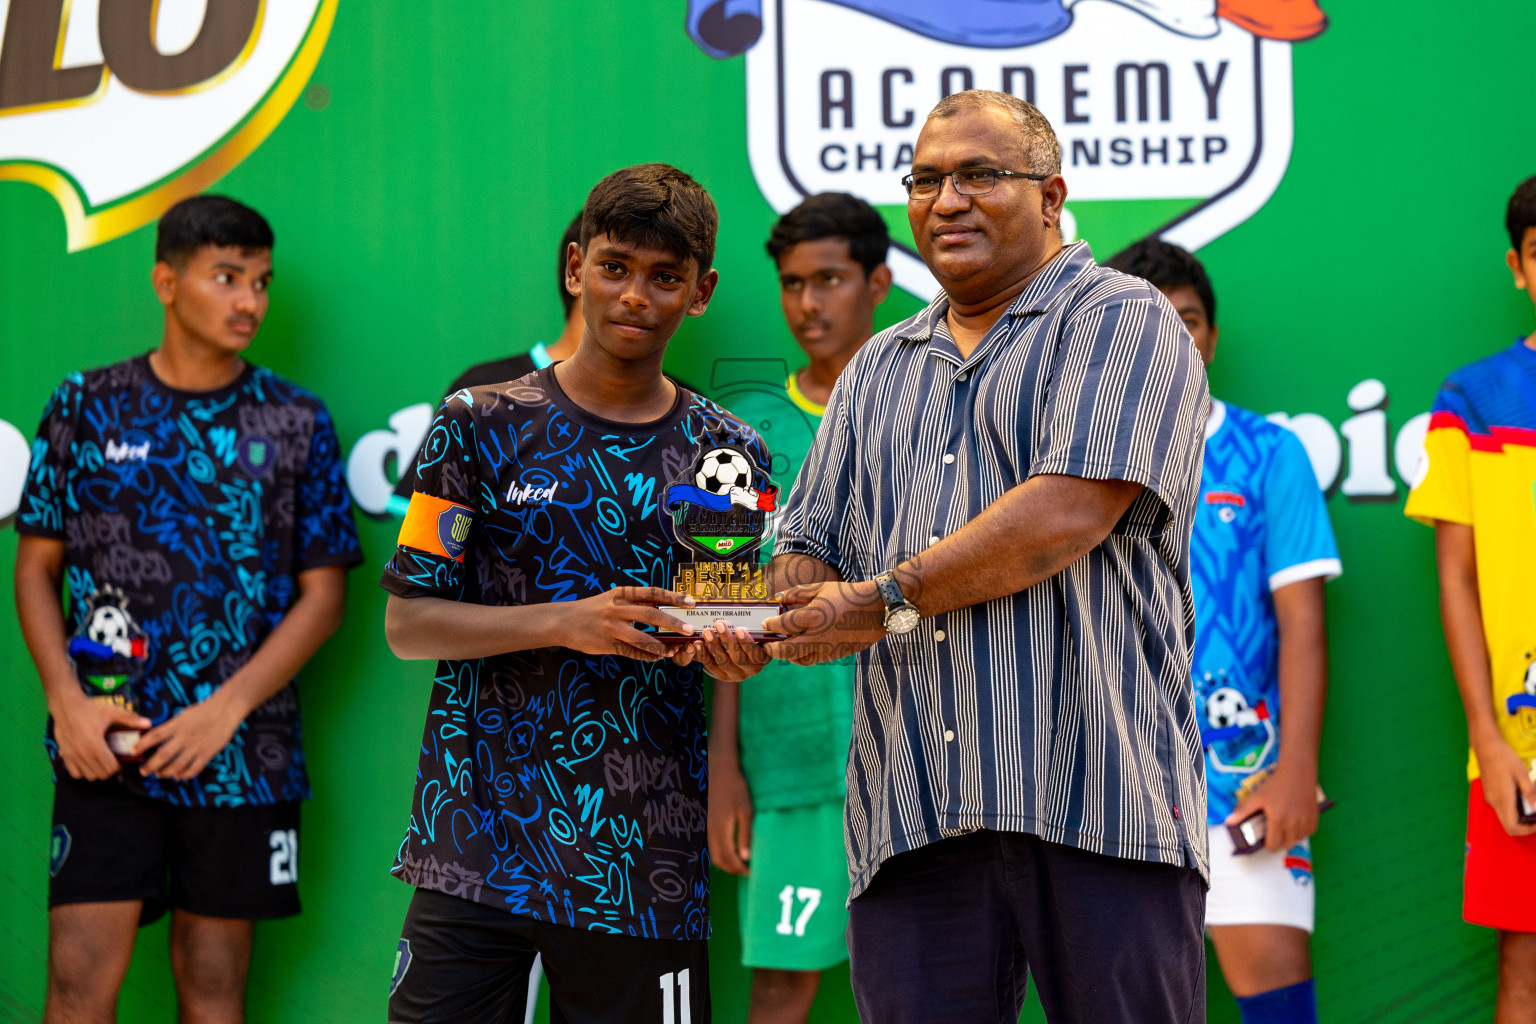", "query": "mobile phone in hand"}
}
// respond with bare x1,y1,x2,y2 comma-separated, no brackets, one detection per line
1229,794,1336,856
